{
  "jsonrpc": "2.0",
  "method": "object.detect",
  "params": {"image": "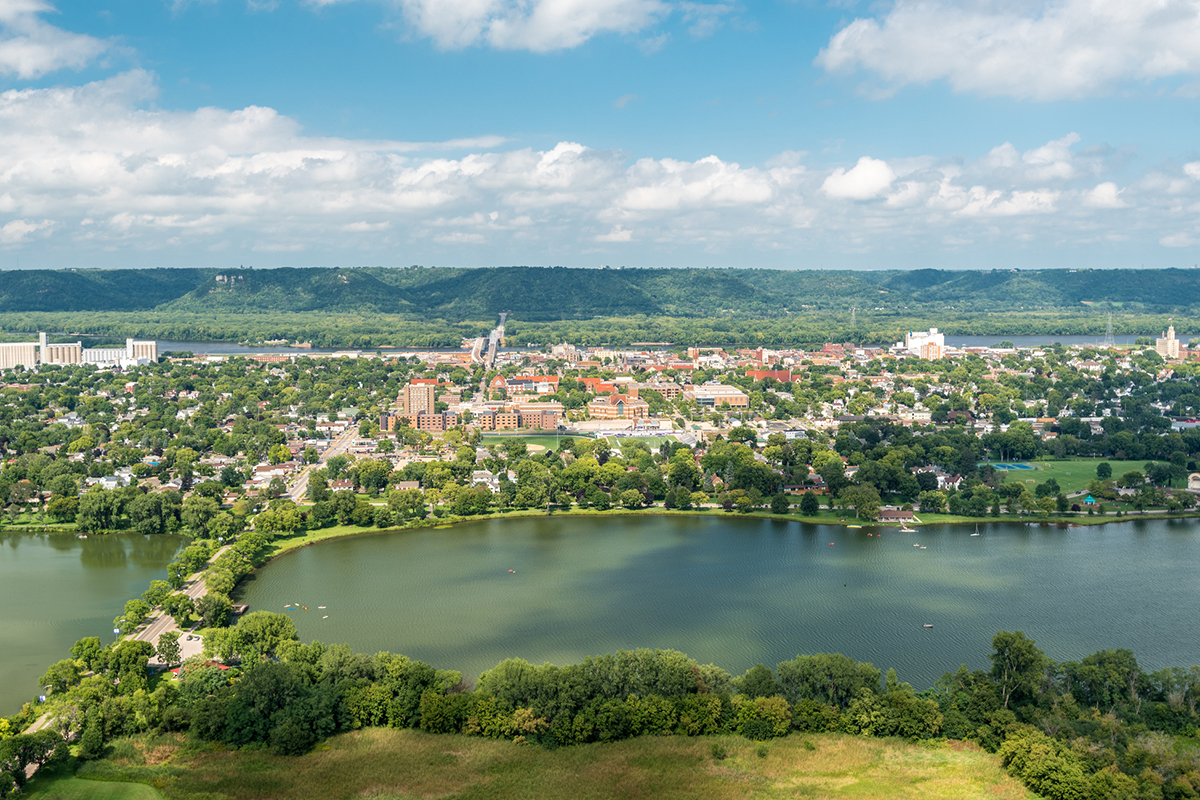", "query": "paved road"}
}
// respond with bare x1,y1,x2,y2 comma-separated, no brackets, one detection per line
138,544,231,666
288,426,358,503
23,544,232,737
